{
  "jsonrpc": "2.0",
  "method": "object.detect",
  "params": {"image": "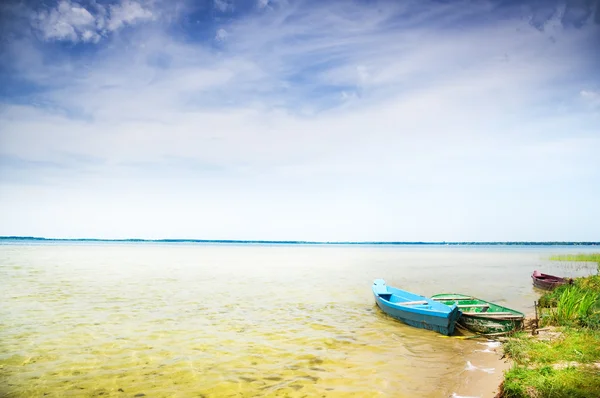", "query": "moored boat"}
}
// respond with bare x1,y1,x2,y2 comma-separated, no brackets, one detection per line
372,279,461,336
431,293,525,335
532,270,572,290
